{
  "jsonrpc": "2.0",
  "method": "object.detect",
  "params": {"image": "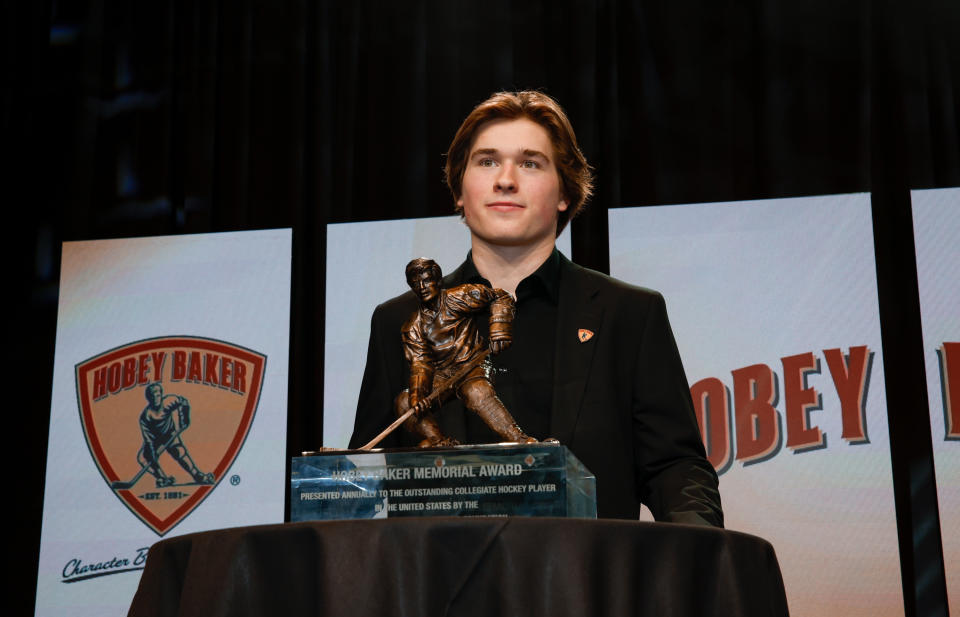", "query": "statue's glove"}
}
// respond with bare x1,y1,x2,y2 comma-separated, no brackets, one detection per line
488,291,515,355
411,399,433,419
489,337,511,354
488,318,512,354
